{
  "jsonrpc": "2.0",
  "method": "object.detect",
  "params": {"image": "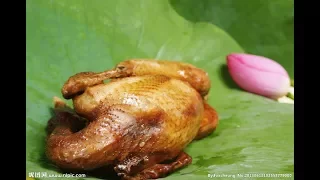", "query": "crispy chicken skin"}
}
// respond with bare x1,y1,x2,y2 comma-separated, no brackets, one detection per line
46,59,219,180
61,59,211,99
